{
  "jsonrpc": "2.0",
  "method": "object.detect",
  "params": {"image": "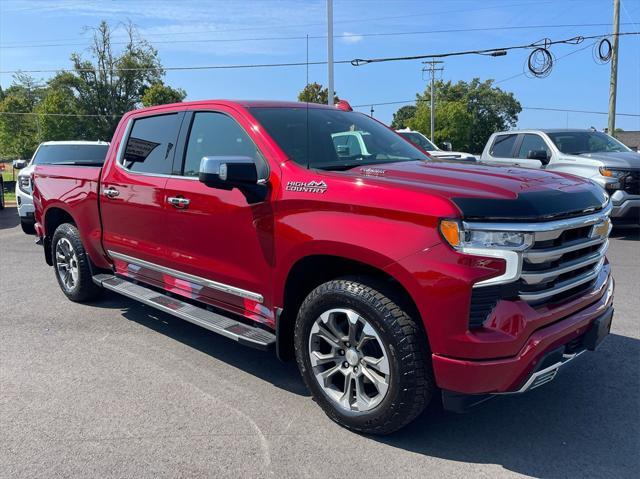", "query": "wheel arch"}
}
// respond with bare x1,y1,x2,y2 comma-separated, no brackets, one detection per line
43,206,76,265
276,253,425,361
